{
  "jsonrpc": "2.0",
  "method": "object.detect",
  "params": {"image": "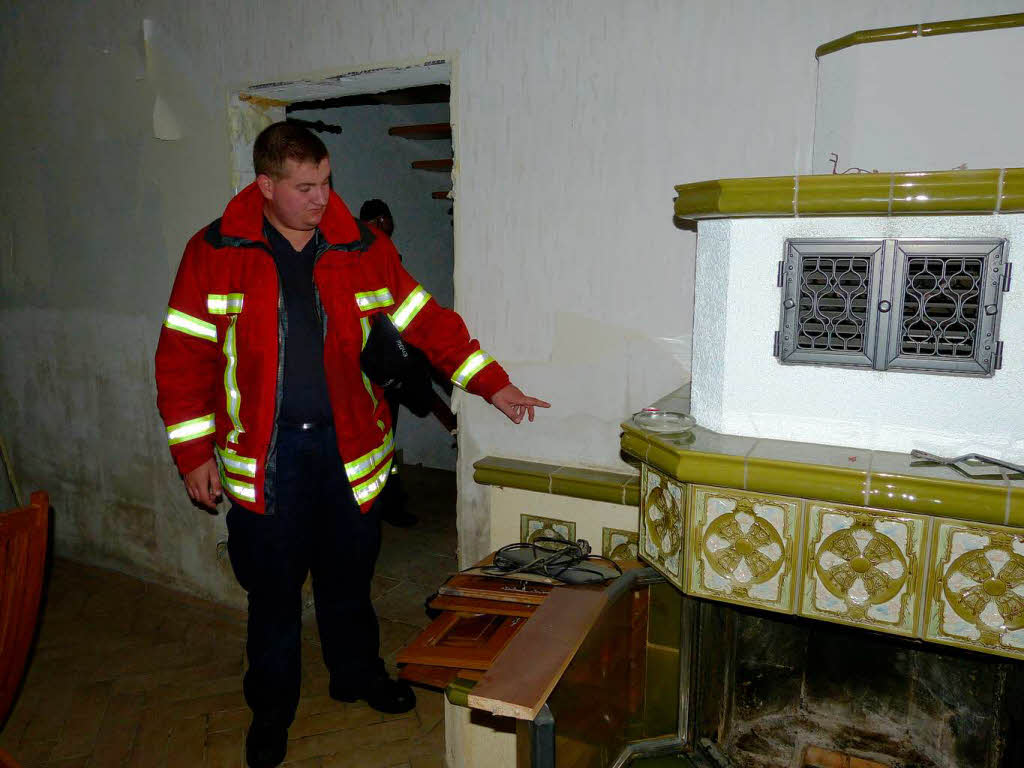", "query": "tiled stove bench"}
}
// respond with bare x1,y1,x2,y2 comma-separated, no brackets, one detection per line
624,387,1024,662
